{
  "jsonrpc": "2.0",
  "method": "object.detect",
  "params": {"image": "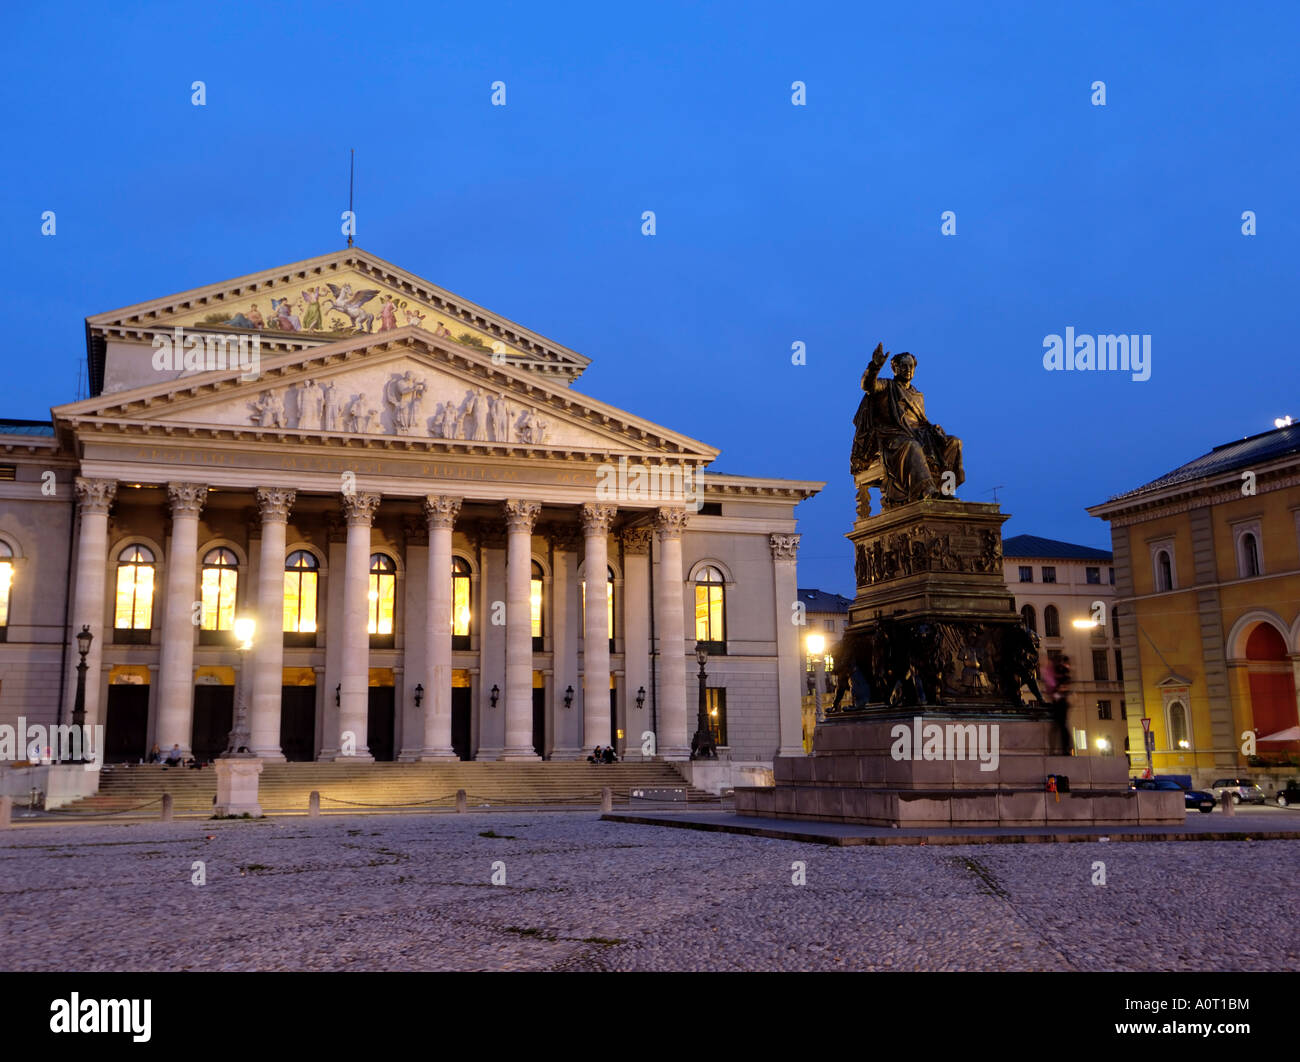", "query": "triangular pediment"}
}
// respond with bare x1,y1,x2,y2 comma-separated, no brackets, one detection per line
85,248,591,390
56,327,716,461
